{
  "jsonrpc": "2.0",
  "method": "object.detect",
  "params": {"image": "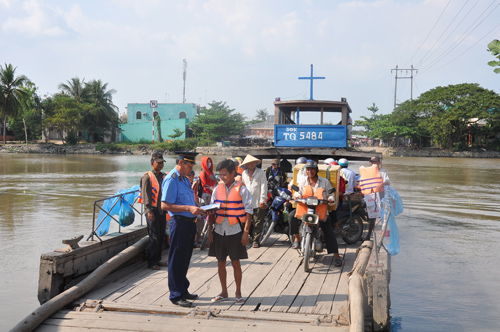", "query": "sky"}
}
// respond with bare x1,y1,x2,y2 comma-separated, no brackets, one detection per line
1,0,499,125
